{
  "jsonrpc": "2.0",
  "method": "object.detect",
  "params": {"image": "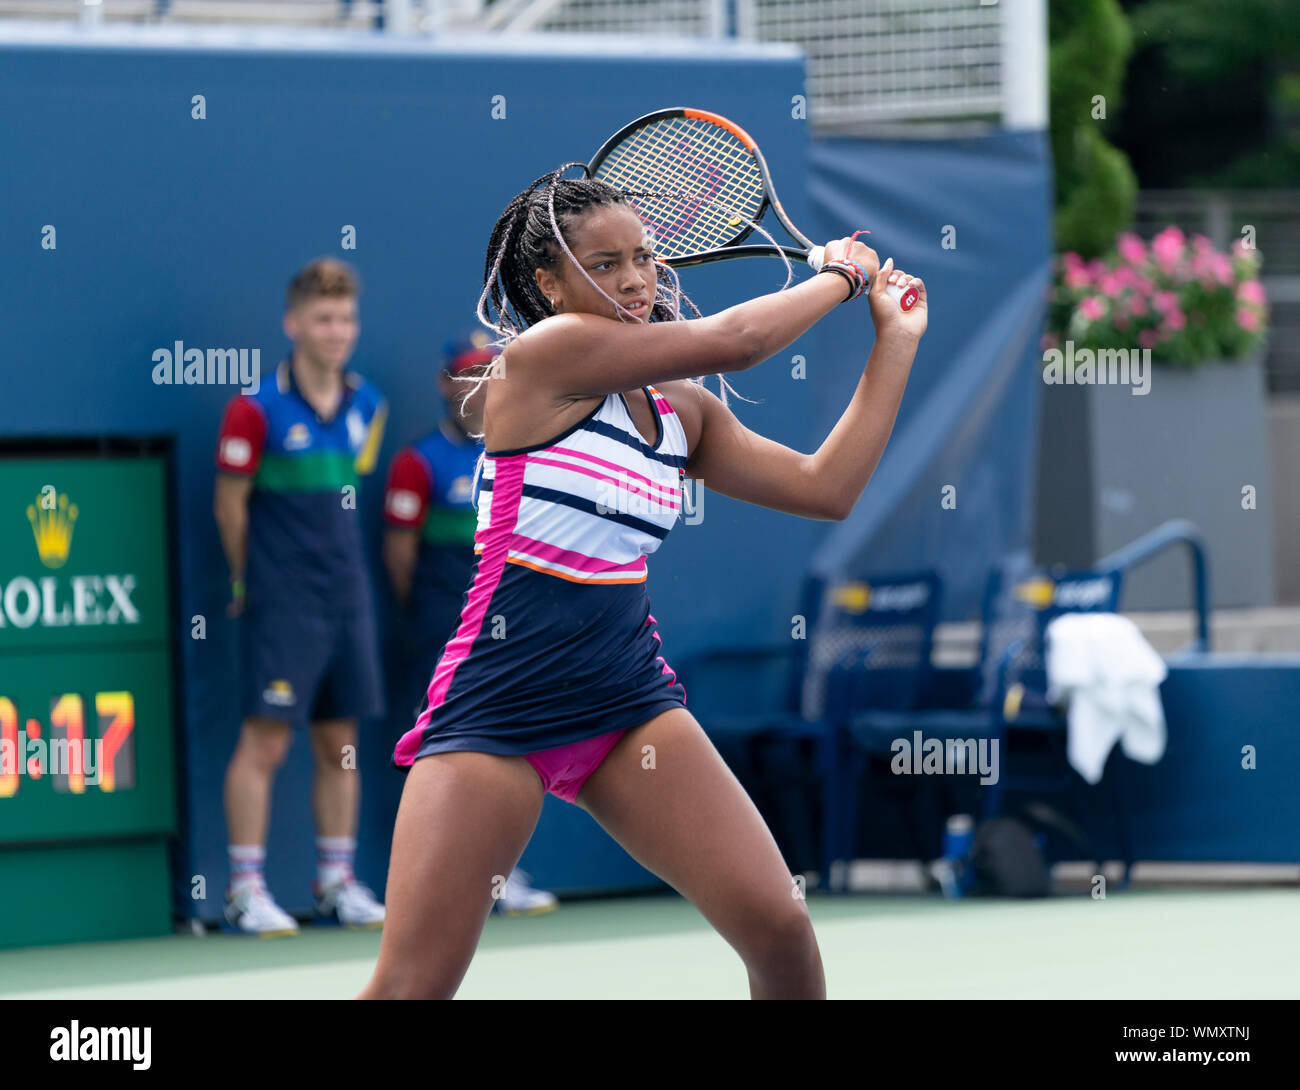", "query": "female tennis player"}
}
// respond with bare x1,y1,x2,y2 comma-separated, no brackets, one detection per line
357,164,926,1000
